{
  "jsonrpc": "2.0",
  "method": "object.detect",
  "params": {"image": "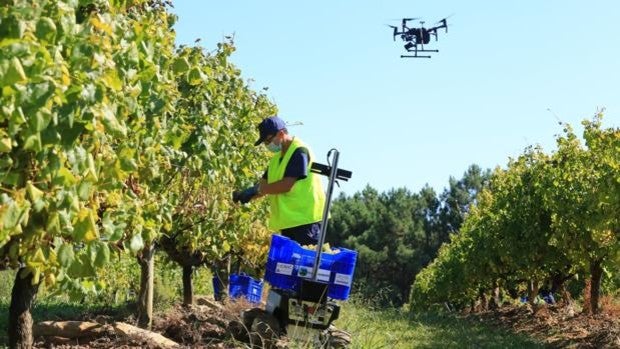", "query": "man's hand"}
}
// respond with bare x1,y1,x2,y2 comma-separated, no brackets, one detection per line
232,185,259,204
